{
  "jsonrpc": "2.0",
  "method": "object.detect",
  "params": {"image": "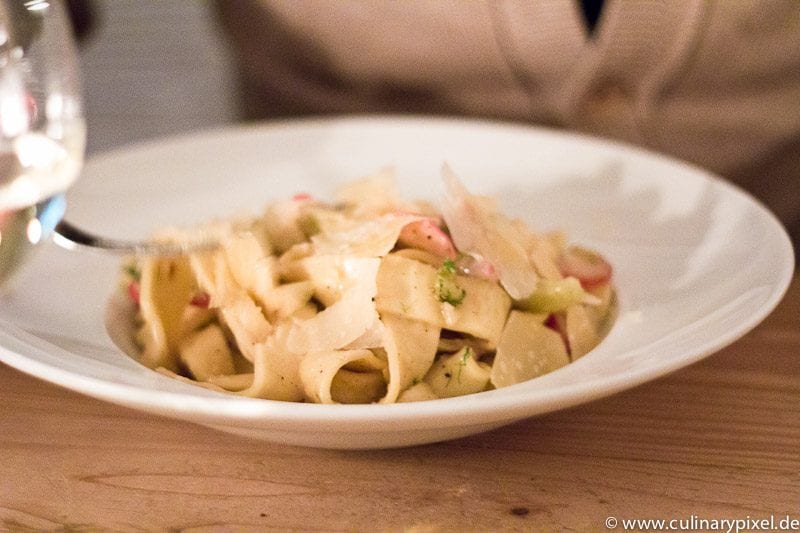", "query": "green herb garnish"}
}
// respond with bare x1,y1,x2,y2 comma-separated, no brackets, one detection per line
124,263,141,281
457,347,473,383
436,259,466,306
